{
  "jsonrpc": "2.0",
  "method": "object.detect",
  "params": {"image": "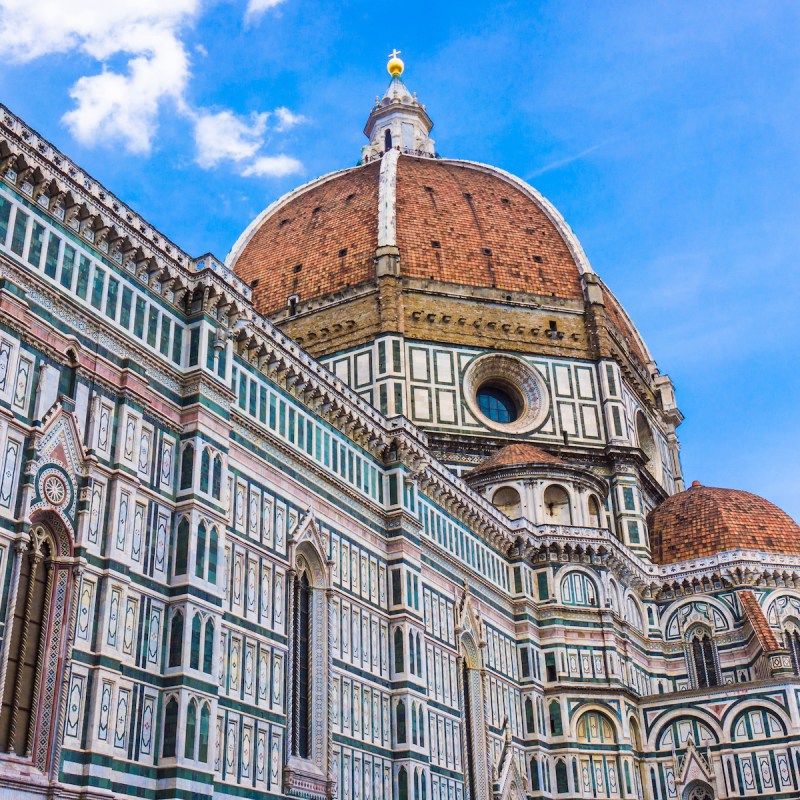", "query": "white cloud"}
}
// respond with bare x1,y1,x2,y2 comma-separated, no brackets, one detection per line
274,106,306,131
0,0,305,174
194,110,269,168
241,154,303,177
0,0,197,153
245,0,286,23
